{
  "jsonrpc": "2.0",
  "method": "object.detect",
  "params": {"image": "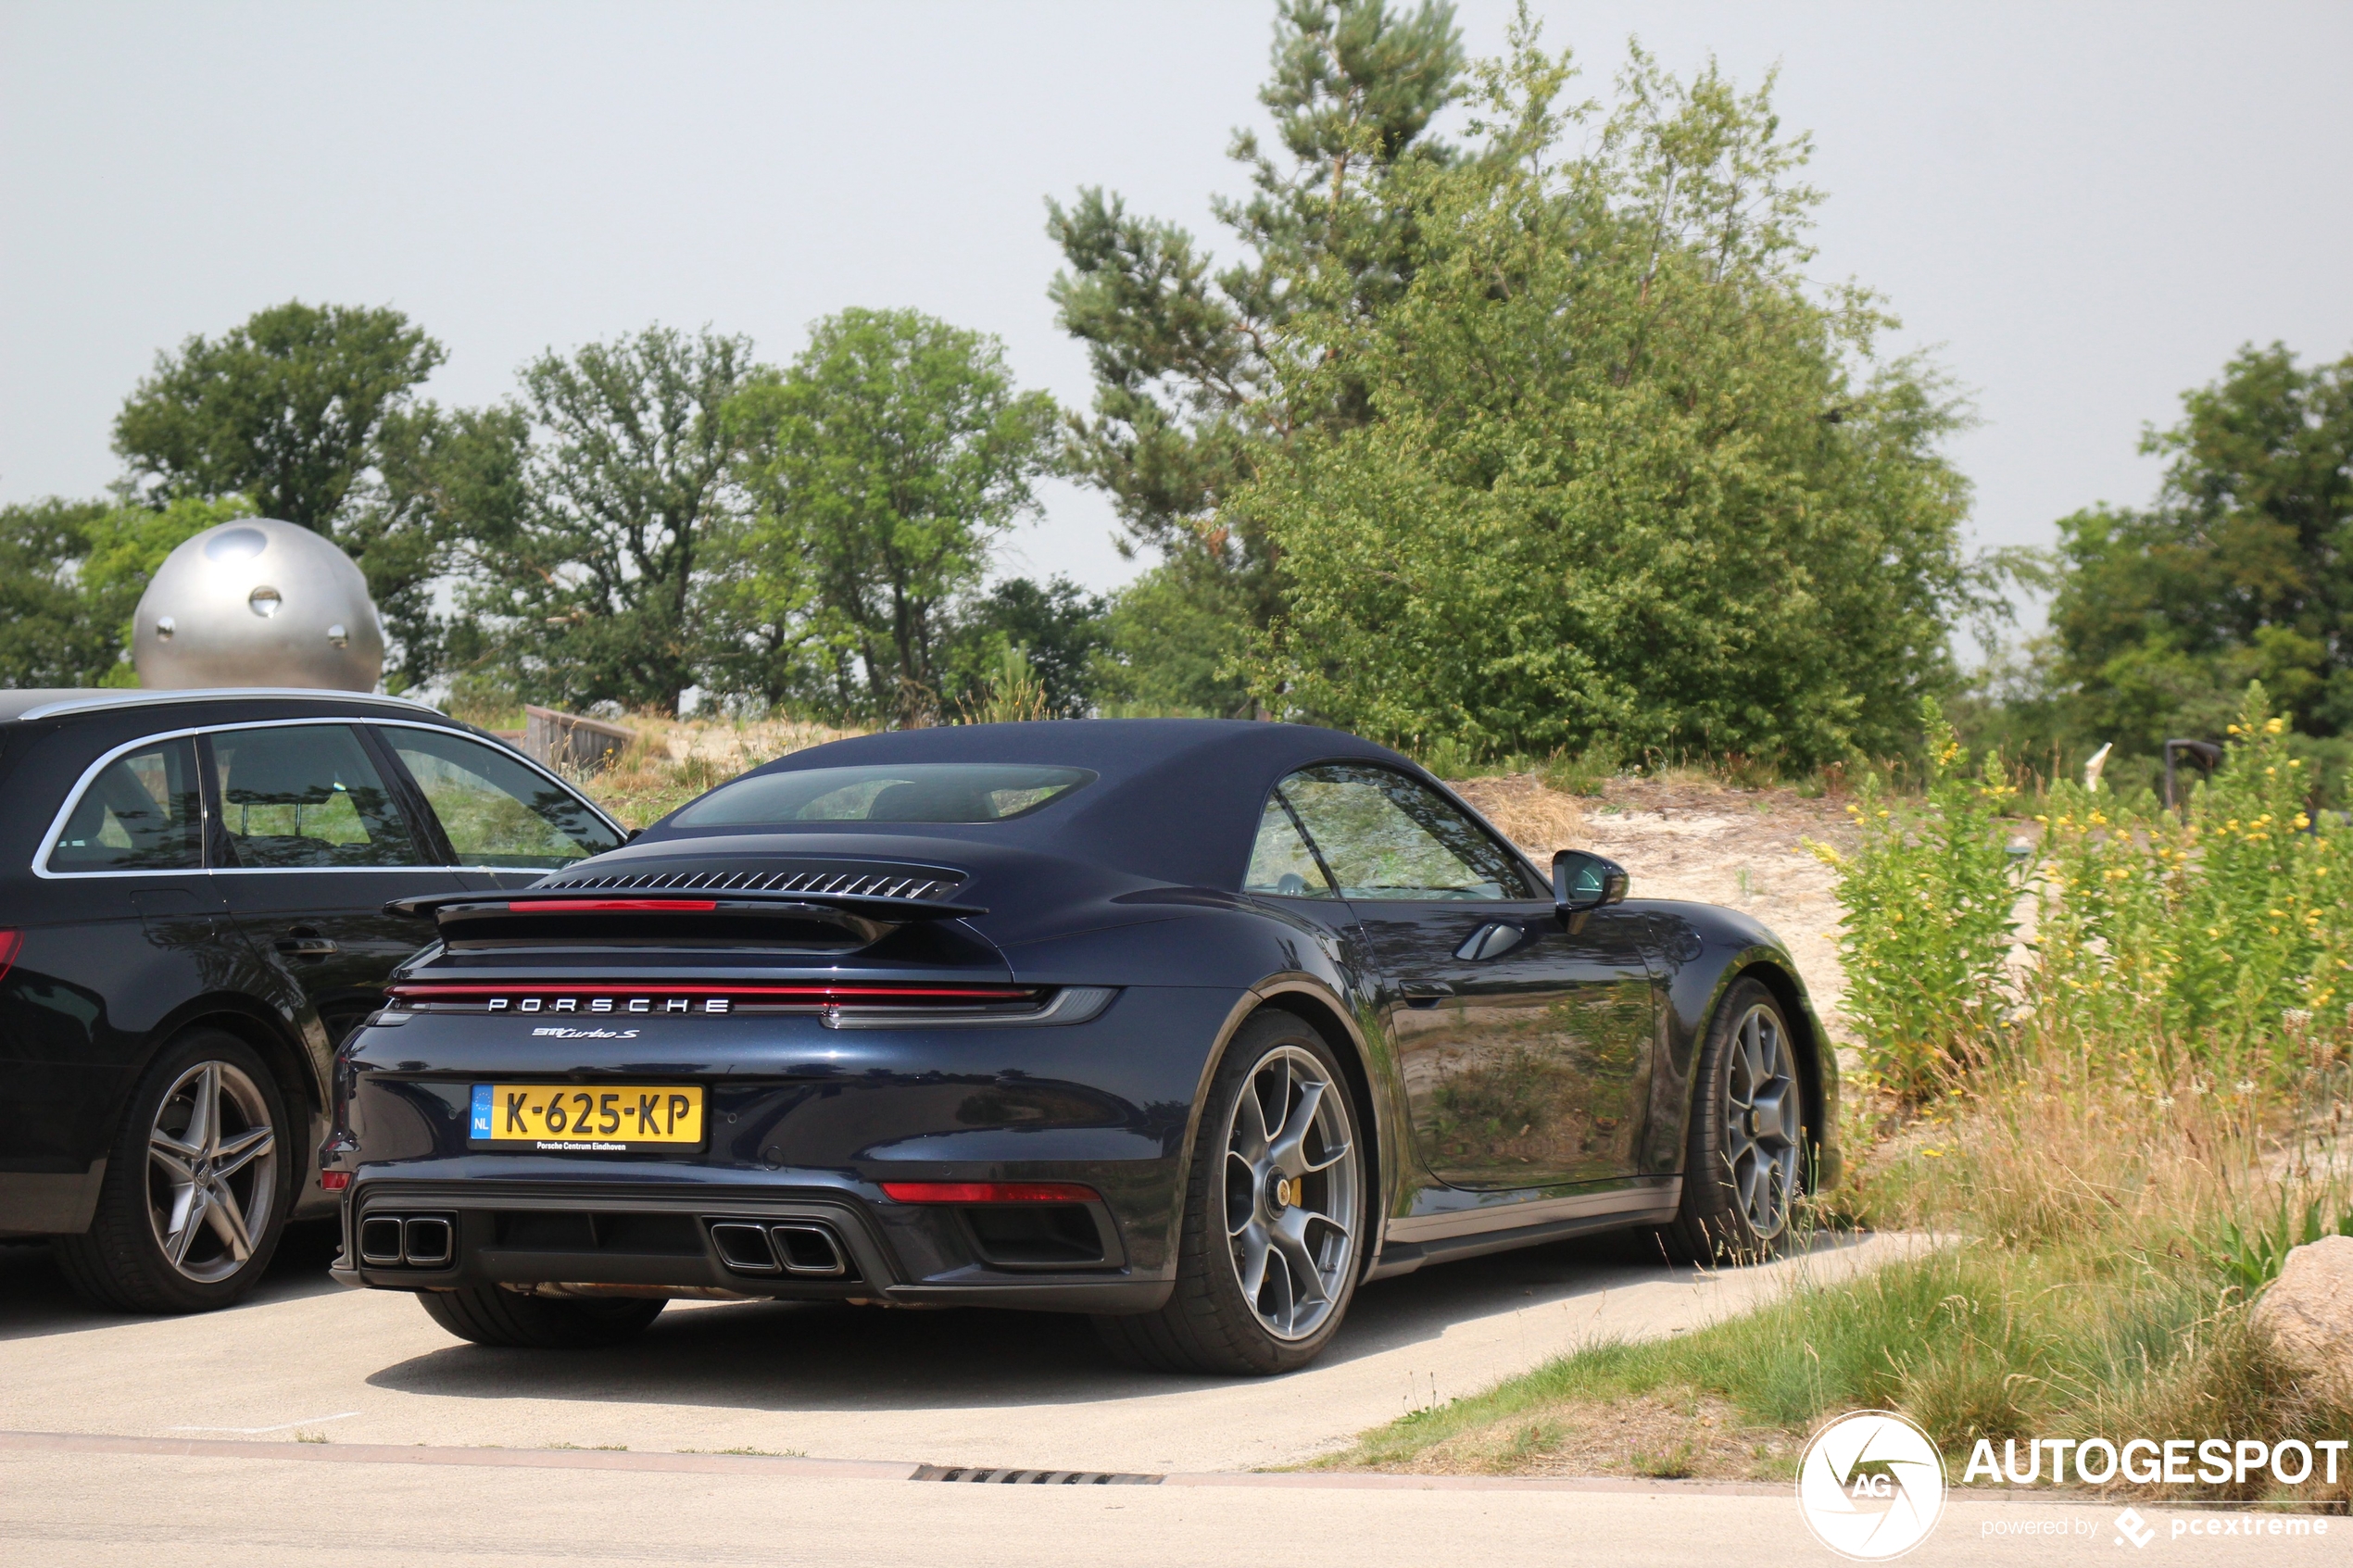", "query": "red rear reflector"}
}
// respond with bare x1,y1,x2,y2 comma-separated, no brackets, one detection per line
880,1181,1098,1205
513,899,719,913
0,930,19,984
320,1170,351,1191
